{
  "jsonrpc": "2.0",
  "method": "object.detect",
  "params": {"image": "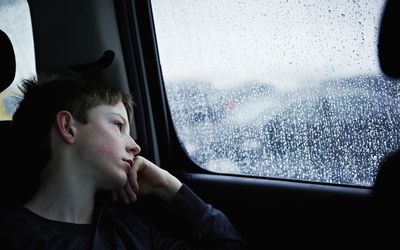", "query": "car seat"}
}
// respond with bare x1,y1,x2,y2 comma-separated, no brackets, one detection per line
370,0,400,248
0,29,36,207
378,0,400,78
